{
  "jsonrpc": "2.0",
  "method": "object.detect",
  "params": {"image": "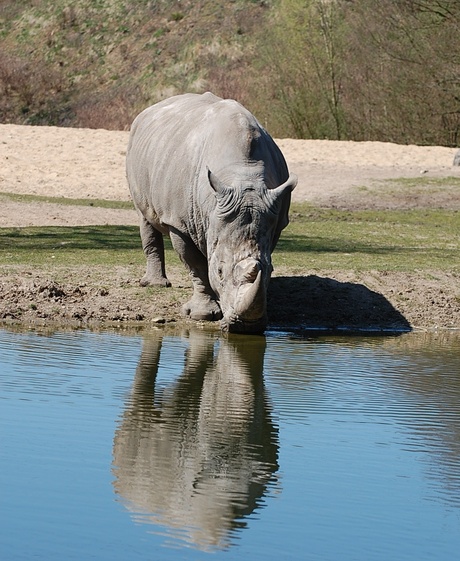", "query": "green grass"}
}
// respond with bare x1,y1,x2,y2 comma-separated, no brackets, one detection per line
354,176,460,199
0,203,458,272
382,176,460,188
274,204,460,272
0,225,184,267
0,192,134,210
0,225,141,266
